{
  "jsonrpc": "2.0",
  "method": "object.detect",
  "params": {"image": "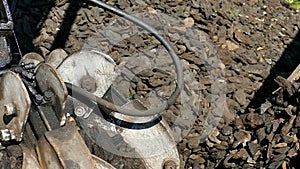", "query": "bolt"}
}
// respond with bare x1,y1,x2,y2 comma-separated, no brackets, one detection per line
74,106,86,117
163,160,177,169
34,94,44,105
4,103,16,116
80,75,97,93
44,90,54,102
